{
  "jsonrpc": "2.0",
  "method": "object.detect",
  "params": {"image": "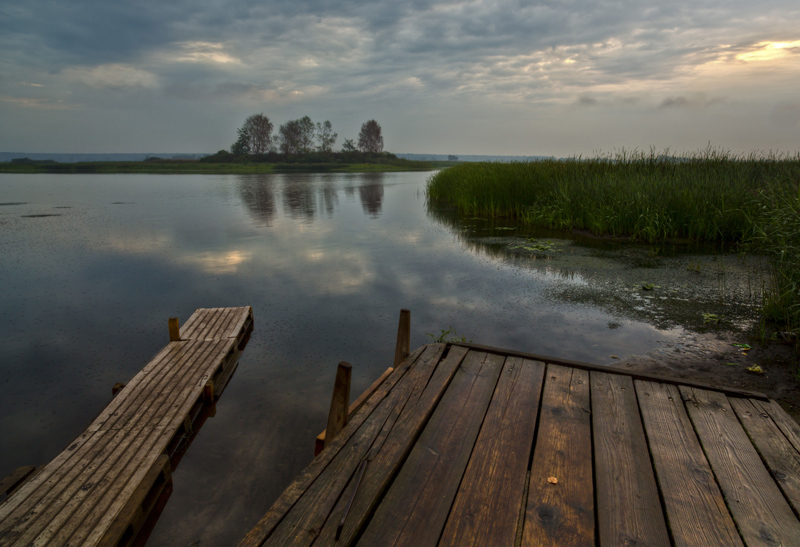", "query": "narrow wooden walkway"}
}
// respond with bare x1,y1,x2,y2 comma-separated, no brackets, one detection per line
0,307,254,547
241,341,800,547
